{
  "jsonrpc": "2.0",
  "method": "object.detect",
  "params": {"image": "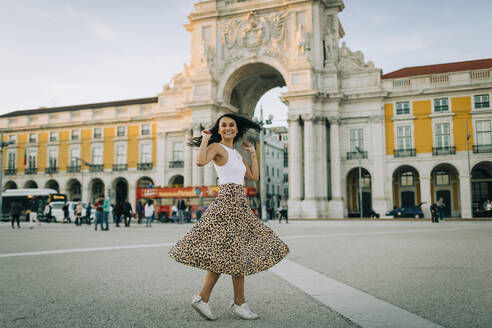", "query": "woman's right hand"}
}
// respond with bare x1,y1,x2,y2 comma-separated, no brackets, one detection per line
201,130,212,139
